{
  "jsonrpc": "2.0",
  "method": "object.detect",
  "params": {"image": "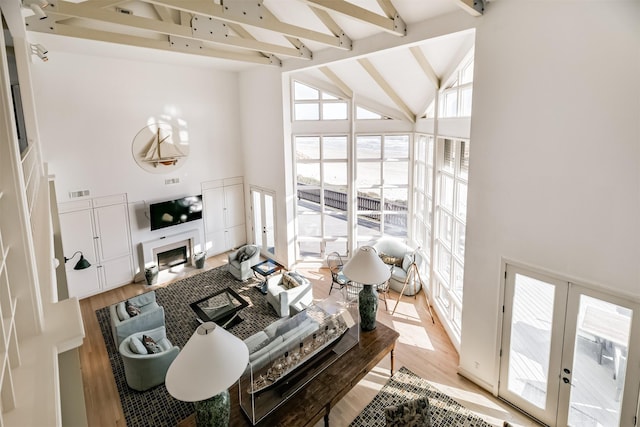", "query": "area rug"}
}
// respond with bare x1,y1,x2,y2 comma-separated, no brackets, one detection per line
350,367,493,427
95,265,280,427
